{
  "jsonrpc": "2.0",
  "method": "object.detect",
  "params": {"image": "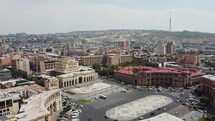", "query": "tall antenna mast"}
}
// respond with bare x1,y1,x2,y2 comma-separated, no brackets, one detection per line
169,11,172,32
